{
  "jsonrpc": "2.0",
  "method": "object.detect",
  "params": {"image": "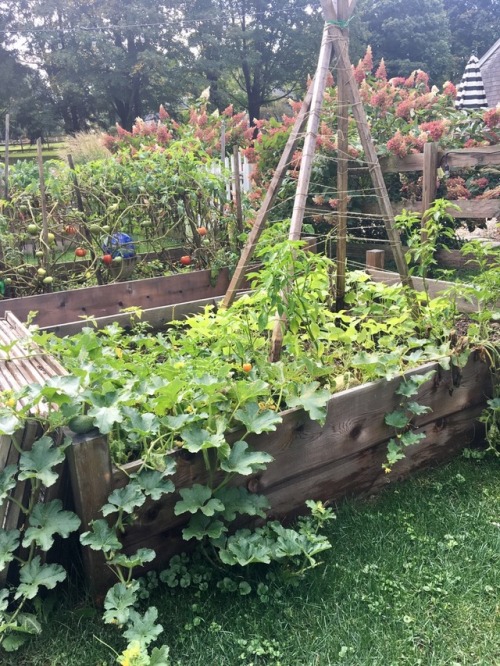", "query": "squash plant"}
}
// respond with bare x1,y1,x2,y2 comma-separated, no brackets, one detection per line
0,229,496,660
